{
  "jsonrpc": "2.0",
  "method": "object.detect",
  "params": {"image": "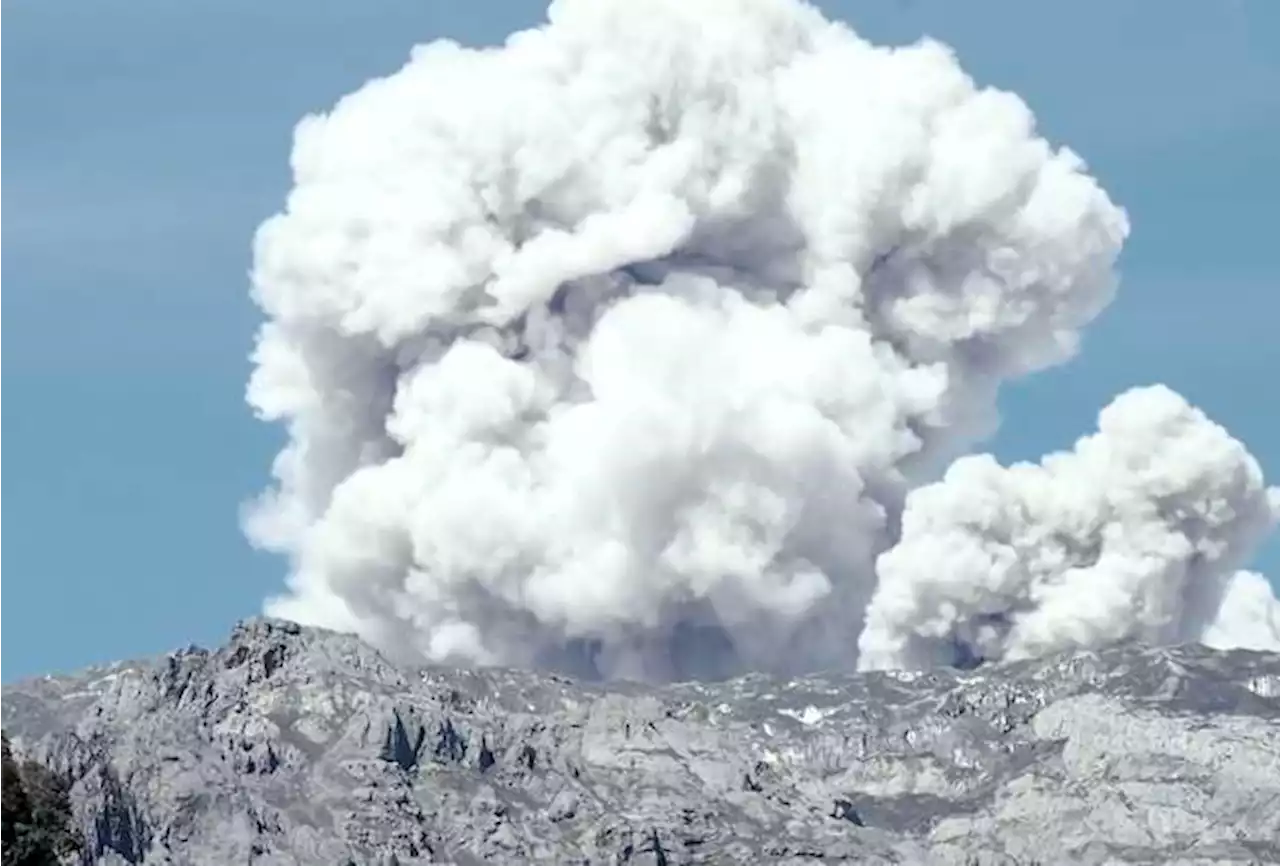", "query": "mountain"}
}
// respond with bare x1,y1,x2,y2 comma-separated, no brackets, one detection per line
3,618,1279,865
